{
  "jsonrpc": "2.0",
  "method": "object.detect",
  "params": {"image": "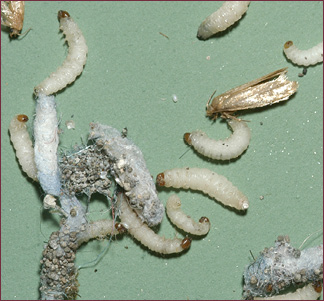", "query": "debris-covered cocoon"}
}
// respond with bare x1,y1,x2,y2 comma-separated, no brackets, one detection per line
118,193,191,254
34,10,88,96
34,94,61,196
283,41,323,66
166,194,210,236
184,119,251,160
243,235,323,299
197,1,250,40
156,167,249,211
89,123,164,227
1,1,25,38
9,114,38,181
206,68,298,119
254,283,322,300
